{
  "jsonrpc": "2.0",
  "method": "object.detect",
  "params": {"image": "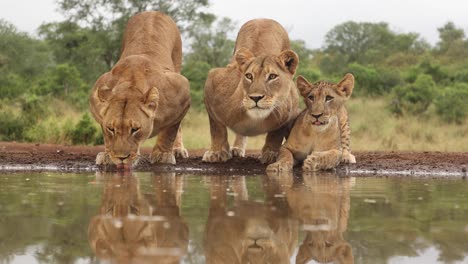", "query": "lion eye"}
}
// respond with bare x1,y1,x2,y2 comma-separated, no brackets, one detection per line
268,73,278,80
107,127,115,134
245,73,253,80
326,95,334,102
131,127,141,134
308,95,314,101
